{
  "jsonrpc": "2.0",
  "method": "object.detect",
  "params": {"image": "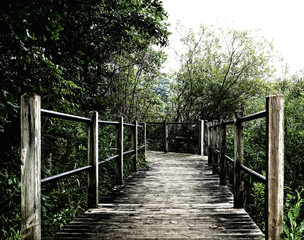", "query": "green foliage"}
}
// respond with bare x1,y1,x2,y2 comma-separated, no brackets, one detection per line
246,180,266,232
169,24,278,122
146,121,200,153
3,0,304,238
41,178,87,239
283,82,304,190
0,169,21,240
280,73,304,239
284,190,304,240
0,0,169,238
